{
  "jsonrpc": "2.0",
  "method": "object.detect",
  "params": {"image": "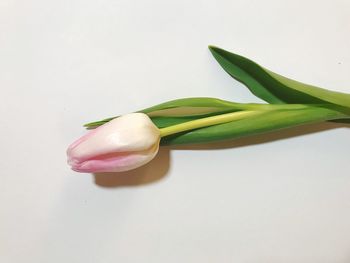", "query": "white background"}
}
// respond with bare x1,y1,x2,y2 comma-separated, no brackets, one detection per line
1,0,350,262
